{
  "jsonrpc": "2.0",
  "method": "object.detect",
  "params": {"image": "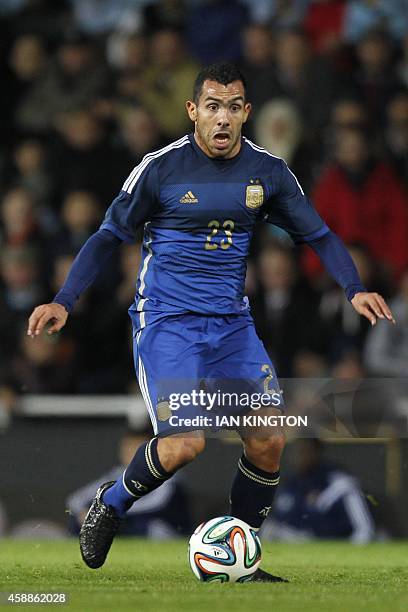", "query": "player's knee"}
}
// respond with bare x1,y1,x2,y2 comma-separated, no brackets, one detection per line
161,434,205,469
177,436,206,464
244,432,286,469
